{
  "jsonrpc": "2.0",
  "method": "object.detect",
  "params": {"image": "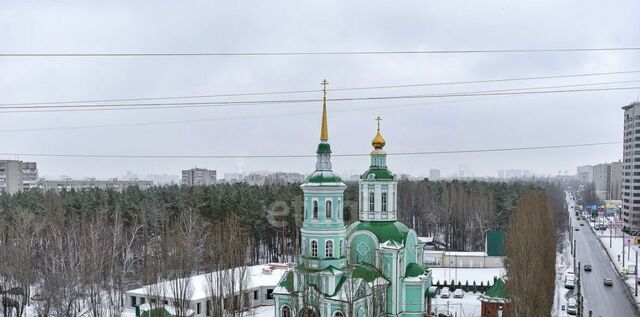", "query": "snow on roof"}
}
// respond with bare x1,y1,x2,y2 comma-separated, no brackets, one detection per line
424,250,493,257
430,267,506,285
418,237,434,243
127,263,288,301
